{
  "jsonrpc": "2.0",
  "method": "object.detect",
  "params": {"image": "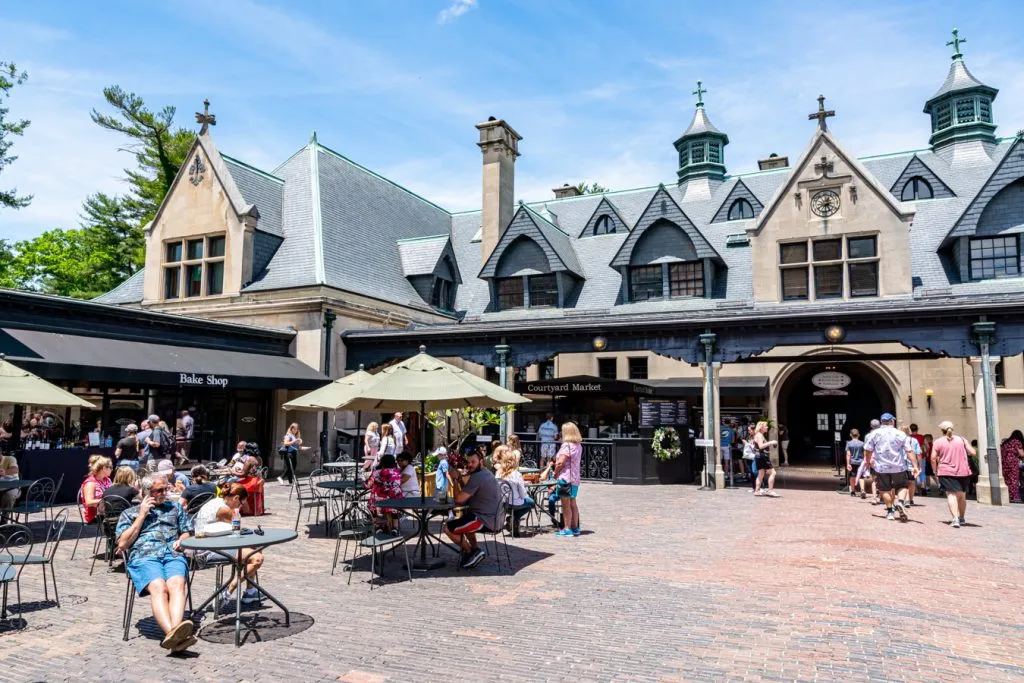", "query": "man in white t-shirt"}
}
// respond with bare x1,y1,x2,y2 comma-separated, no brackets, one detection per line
389,412,408,449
